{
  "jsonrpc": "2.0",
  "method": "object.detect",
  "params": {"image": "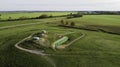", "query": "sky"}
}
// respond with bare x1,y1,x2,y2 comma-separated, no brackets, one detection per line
0,0,120,11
